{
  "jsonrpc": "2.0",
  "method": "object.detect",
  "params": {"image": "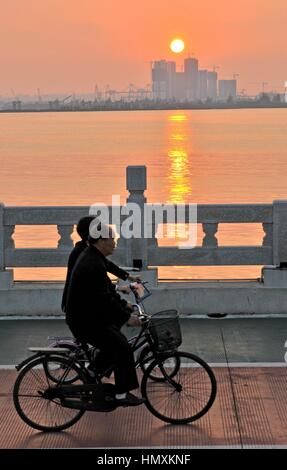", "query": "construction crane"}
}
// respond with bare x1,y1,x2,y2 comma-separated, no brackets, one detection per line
115,83,137,102
100,83,153,103
49,94,72,110
10,88,21,111
37,88,42,104
94,84,102,102
201,65,219,78
128,83,136,101
248,82,268,94
104,85,118,102
238,88,248,100
105,85,111,101
62,95,72,103
186,51,196,59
